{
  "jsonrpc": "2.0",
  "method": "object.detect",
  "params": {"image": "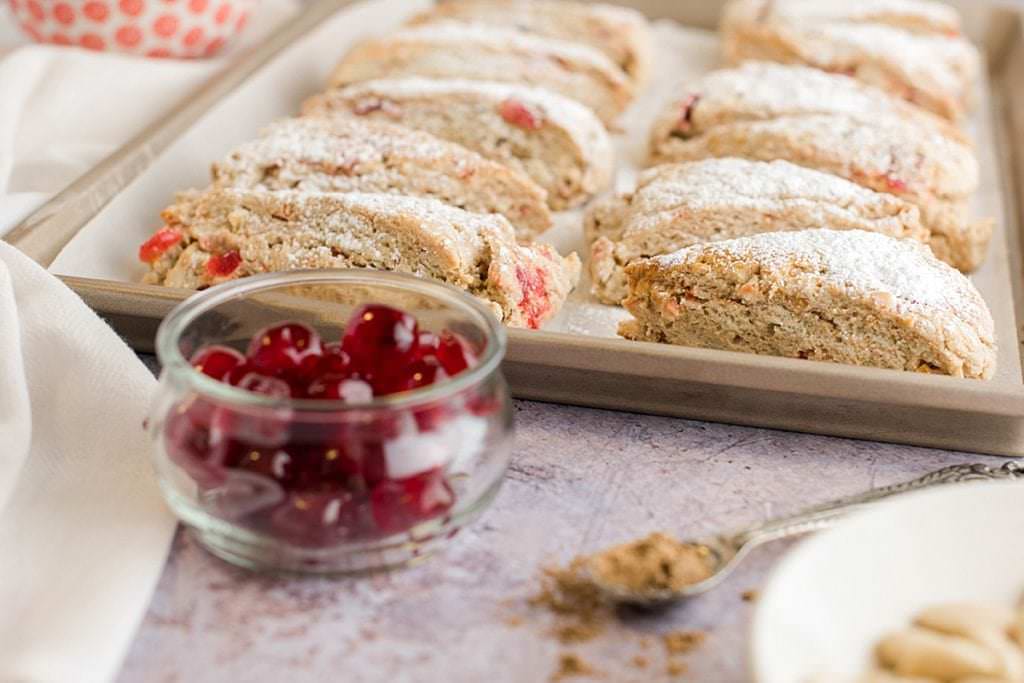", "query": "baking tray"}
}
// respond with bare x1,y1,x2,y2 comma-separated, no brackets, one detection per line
7,0,1024,456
